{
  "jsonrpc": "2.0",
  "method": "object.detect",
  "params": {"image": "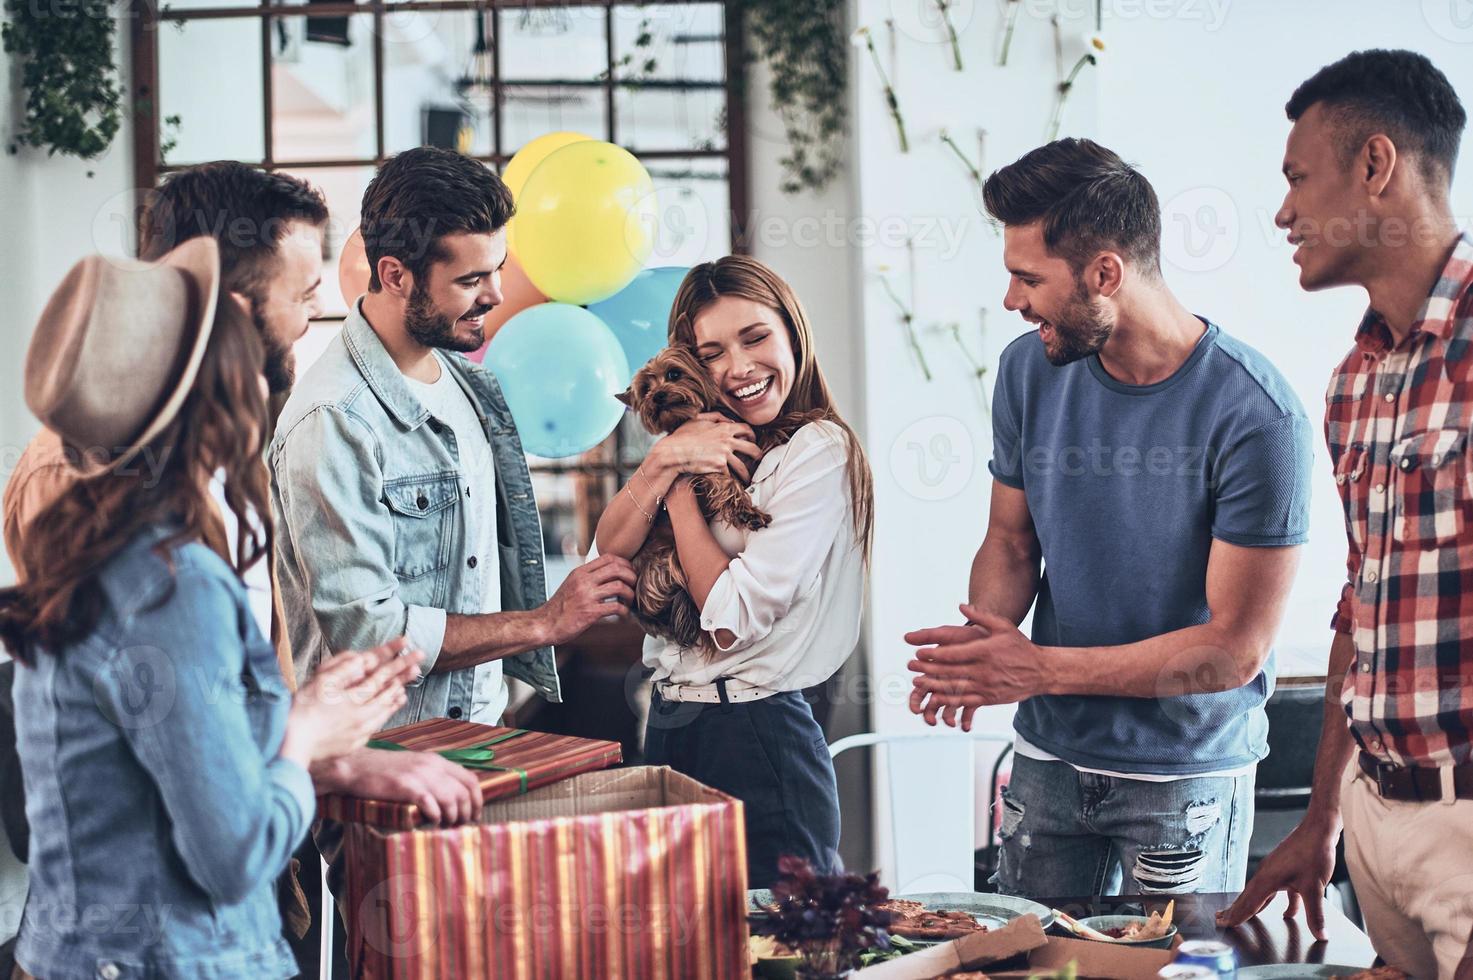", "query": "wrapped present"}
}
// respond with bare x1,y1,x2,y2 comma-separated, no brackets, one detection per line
319,720,623,830
341,766,750,980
